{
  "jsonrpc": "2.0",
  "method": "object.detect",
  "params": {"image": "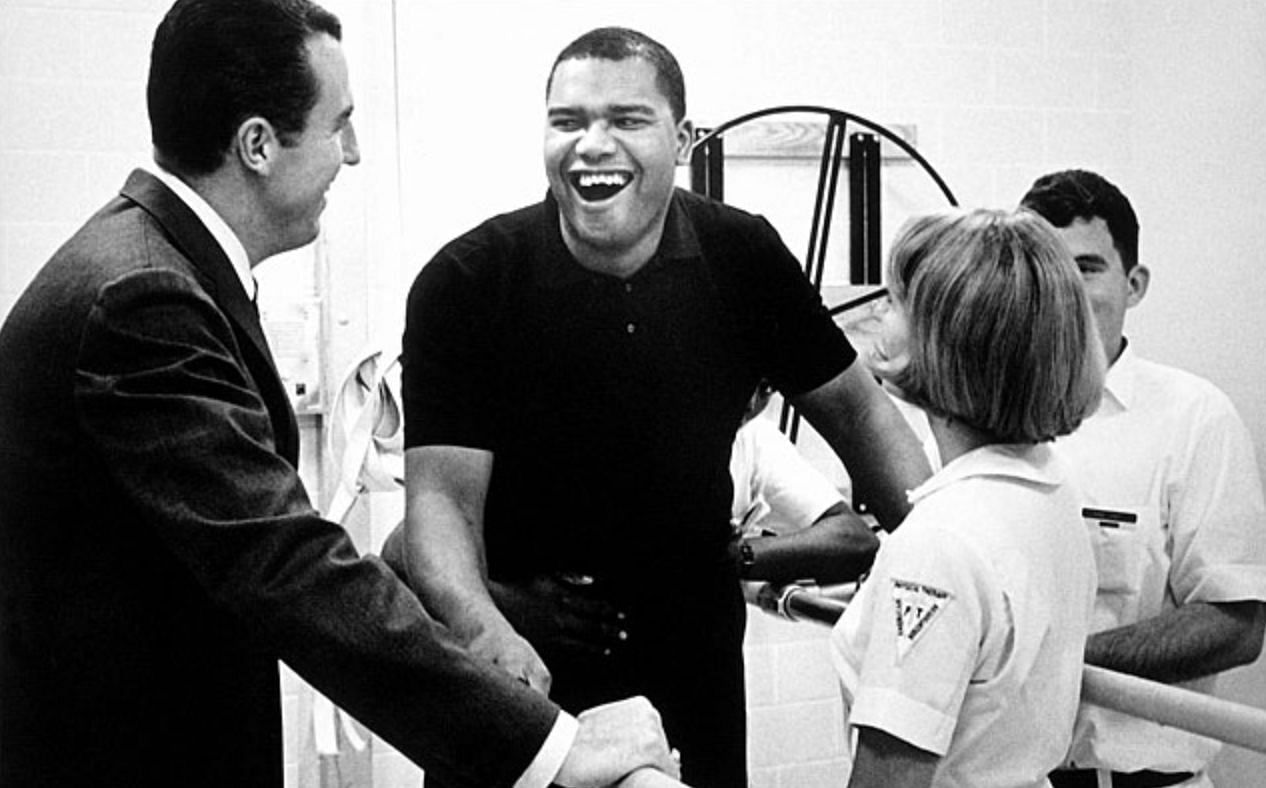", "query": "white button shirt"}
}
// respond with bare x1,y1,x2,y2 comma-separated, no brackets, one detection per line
831,443,1096,788
1055,344,1266,775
